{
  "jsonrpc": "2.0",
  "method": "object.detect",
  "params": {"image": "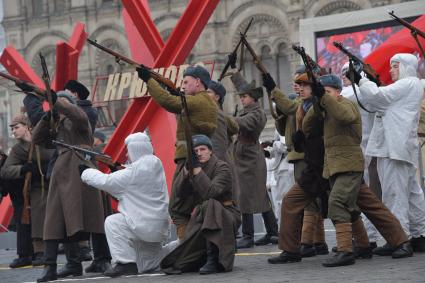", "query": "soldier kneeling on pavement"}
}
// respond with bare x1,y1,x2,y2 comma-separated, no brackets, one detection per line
80,132,176,277
160,135,241,275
